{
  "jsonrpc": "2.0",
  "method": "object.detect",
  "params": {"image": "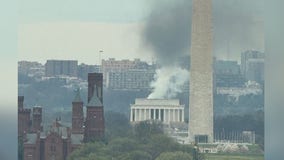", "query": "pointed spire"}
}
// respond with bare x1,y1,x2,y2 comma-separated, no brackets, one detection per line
73,88,83,103
87,85,102,107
